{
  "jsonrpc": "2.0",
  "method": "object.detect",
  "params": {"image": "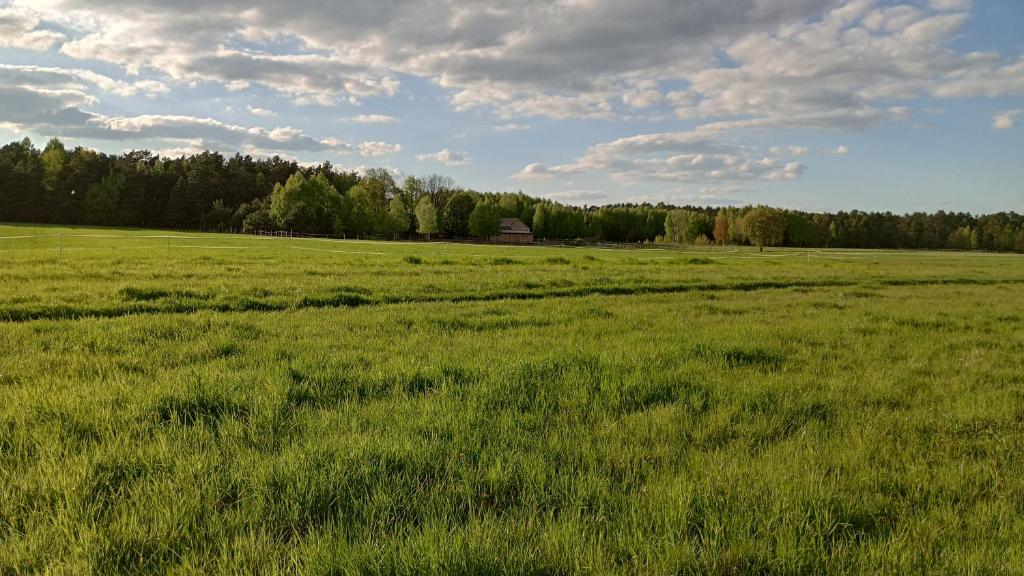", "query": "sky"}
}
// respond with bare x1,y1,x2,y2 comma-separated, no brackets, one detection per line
0,0,1021,213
